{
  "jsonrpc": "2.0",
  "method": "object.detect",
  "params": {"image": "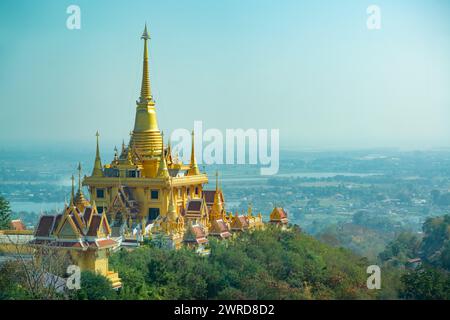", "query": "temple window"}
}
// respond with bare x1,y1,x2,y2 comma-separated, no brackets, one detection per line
148,208,160,222
195,187,199,195
128,170,137,178
96,189,105,198
150,189,159,200
97,206,104,213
